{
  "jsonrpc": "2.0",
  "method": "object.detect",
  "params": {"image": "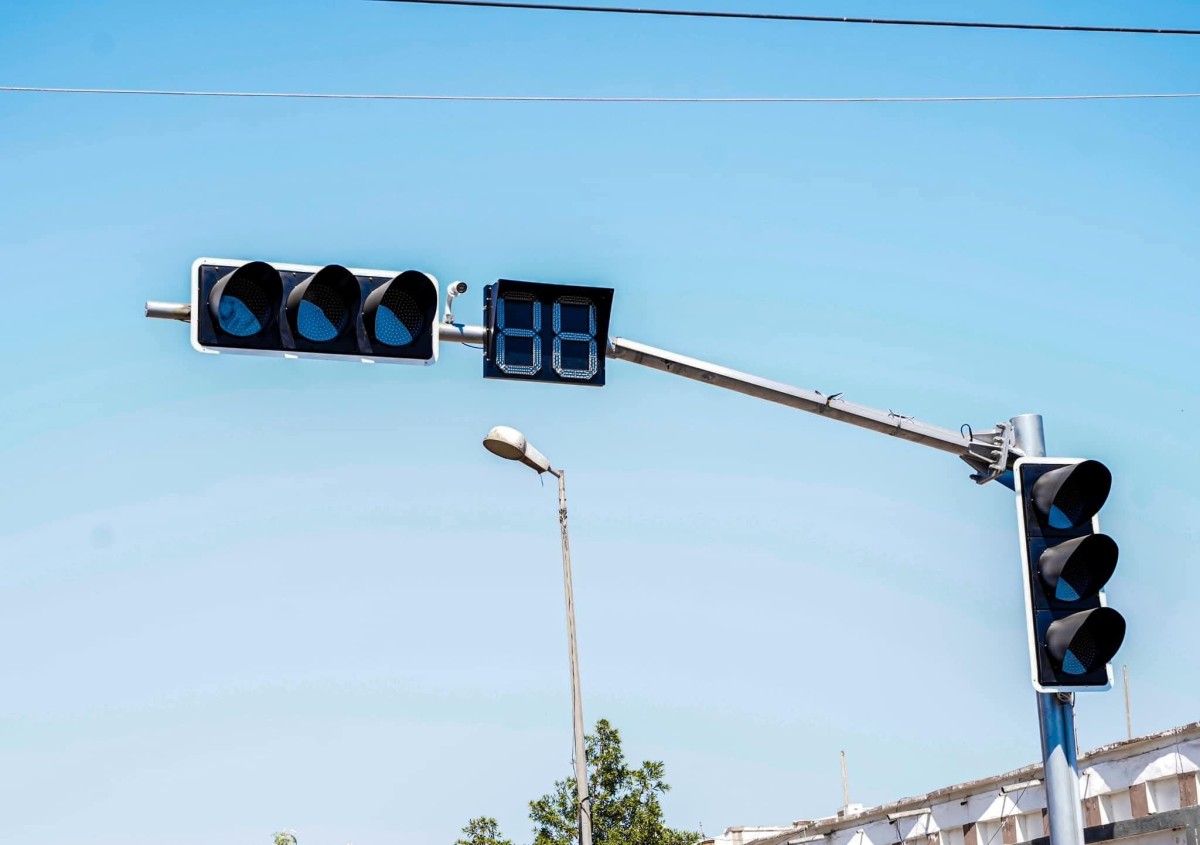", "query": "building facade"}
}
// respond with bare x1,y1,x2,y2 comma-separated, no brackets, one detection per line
706,722,1200,845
